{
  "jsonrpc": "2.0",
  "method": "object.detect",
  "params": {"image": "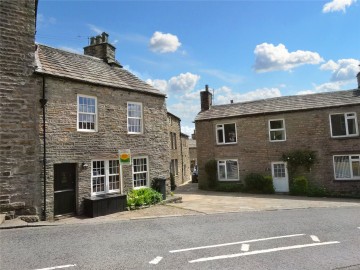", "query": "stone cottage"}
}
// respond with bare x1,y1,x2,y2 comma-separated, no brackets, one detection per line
1,1,169,220
195,85,360,195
